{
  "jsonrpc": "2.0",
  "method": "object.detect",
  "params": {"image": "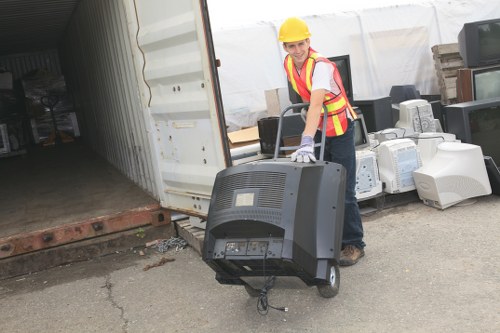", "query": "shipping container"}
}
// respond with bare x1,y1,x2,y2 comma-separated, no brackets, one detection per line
0,0,237,268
